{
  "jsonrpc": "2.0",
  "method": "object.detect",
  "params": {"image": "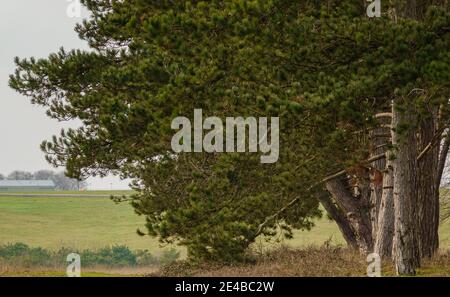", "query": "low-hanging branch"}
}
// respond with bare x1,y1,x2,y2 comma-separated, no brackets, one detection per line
253,152,386,238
